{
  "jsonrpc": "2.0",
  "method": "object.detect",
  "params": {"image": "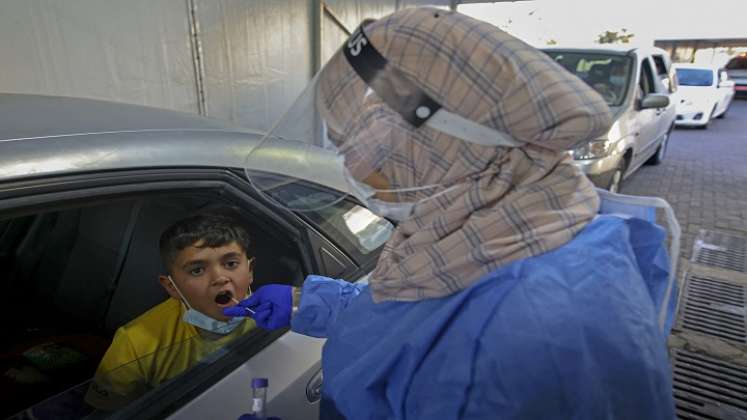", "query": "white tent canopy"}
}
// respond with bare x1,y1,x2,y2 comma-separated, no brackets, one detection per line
0,0,521,131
